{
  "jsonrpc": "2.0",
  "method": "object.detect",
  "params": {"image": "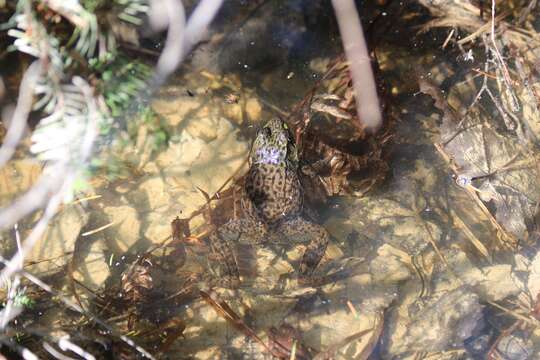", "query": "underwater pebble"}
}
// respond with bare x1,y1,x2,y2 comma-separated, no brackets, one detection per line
26,204,88,275
383,286,484,356
497,333,533,360
102,205,141,253
245,98,262,122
